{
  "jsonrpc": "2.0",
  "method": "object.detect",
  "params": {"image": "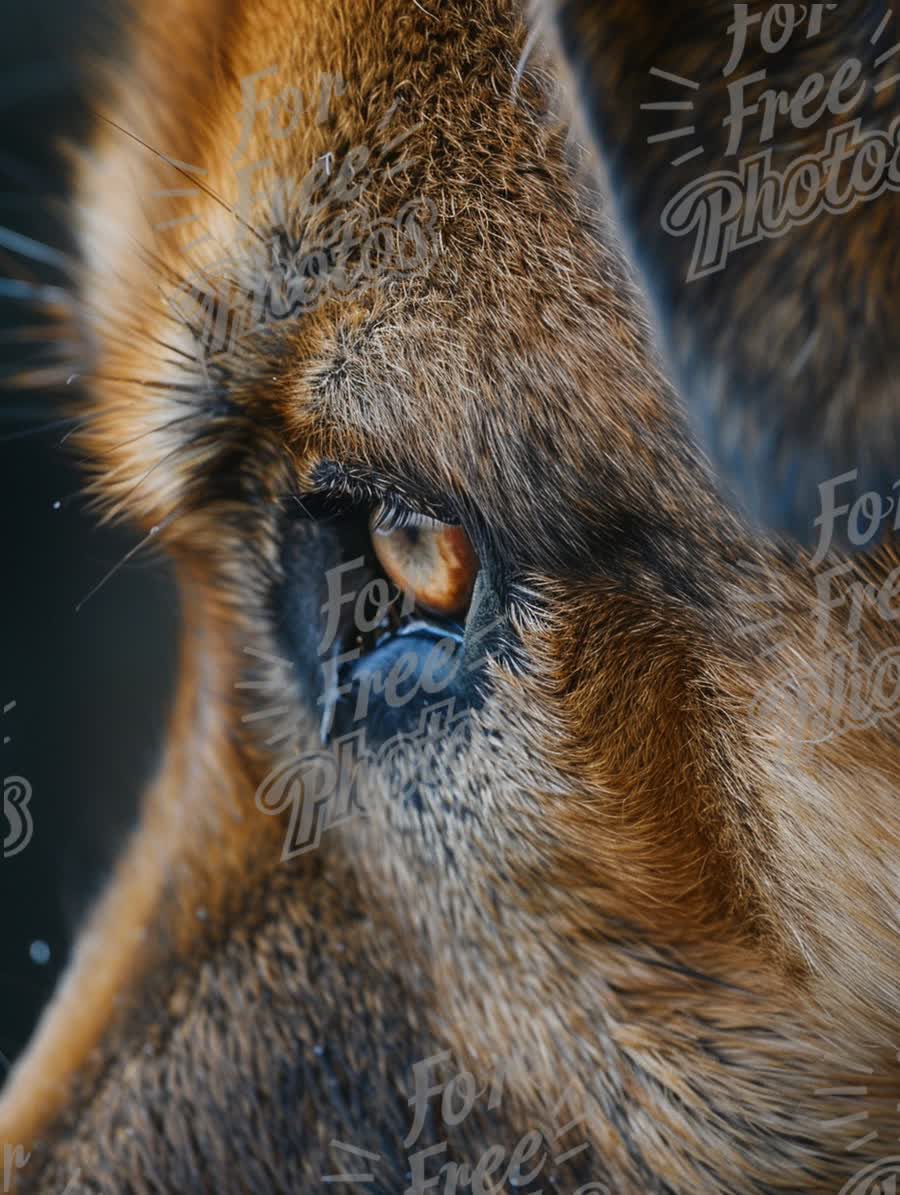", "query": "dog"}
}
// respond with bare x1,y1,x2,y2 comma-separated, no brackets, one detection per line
1,0,897,1190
